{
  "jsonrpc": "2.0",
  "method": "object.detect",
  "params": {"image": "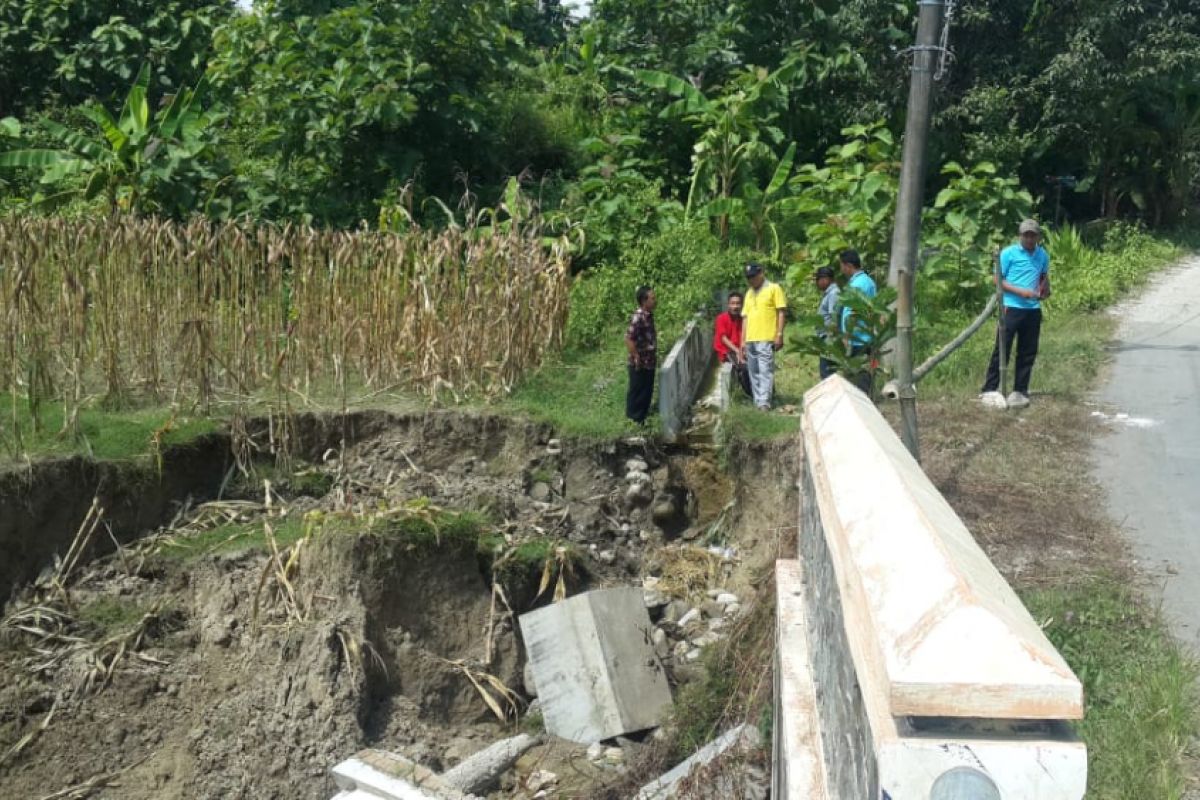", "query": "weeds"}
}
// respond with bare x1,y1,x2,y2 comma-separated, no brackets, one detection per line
1025,578,1199,800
